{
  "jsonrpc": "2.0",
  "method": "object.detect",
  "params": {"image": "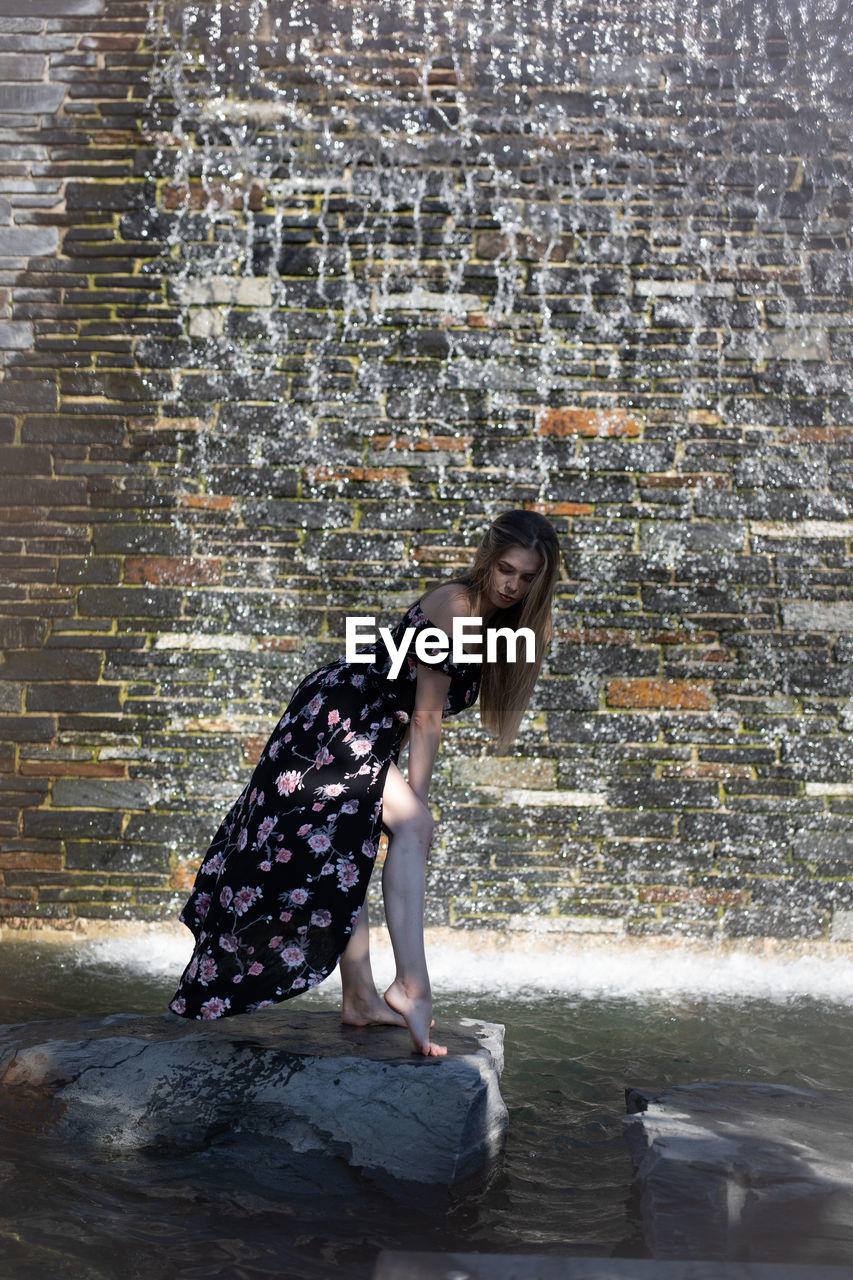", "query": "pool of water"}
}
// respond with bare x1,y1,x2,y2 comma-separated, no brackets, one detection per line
2,931,853,1278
